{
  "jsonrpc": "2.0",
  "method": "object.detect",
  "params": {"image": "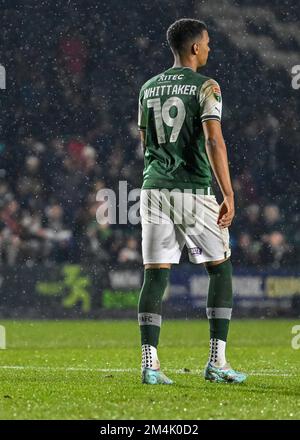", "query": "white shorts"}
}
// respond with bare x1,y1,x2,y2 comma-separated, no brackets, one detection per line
140,188,231,264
